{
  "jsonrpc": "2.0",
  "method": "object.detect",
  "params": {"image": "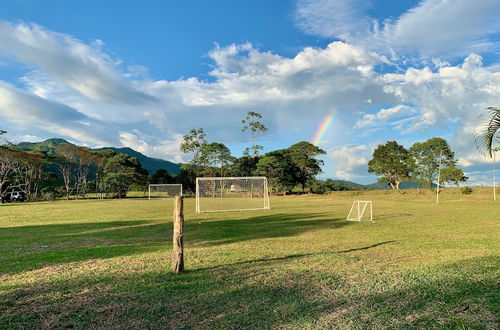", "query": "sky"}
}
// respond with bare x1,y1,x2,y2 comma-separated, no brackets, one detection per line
0,0,499,185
